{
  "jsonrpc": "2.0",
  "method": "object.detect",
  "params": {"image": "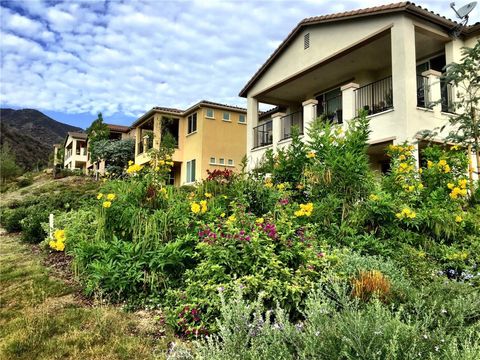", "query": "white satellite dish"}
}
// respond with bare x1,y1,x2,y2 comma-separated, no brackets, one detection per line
450,2,477,37
450,2,477,19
